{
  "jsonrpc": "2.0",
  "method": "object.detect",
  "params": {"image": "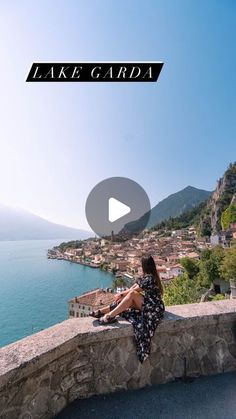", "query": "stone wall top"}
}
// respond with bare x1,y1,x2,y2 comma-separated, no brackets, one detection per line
0,299,236,390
